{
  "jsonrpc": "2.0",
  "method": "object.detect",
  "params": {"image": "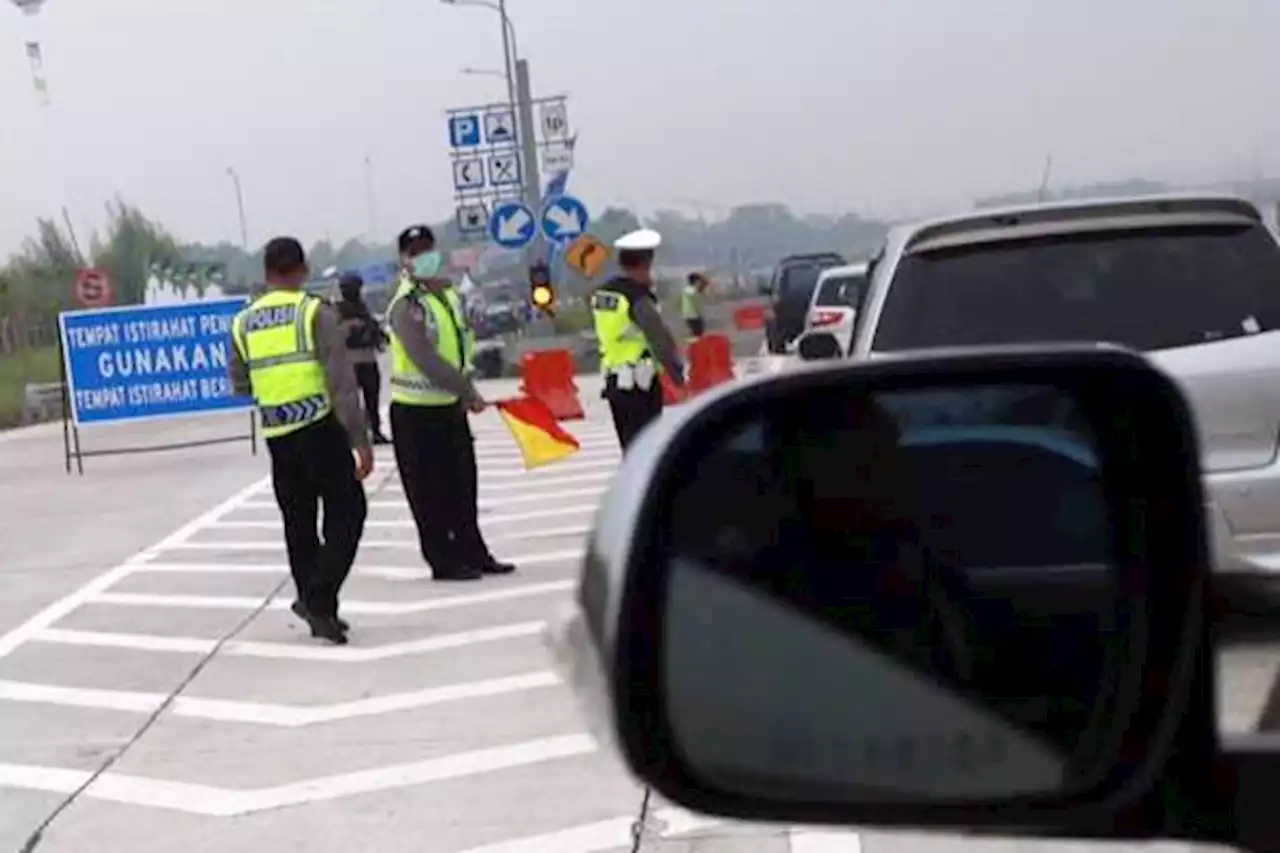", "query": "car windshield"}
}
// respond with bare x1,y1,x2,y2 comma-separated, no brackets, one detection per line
872,223,1280,352
814,273,866,308
779,263,825,297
